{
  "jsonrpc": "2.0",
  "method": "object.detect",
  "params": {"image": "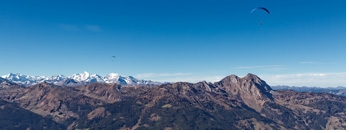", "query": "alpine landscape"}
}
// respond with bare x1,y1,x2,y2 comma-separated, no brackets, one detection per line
0,0,345,130
0,72,345,129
